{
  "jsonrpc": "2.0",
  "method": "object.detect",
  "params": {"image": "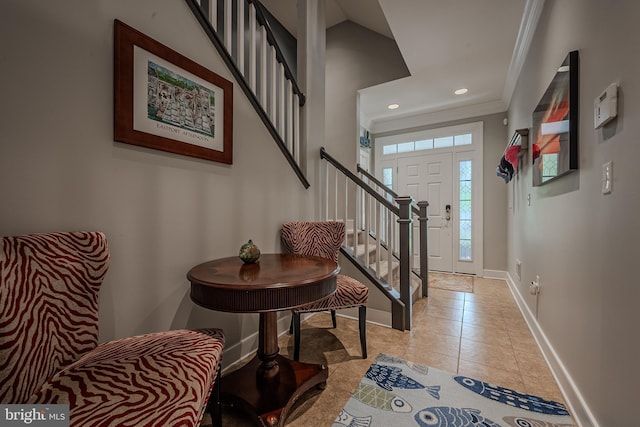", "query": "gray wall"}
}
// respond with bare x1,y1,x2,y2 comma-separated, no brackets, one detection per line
0,0,322,366
325,21,409,167
373,112,509,272
507,1,639,425
323,21,410,323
